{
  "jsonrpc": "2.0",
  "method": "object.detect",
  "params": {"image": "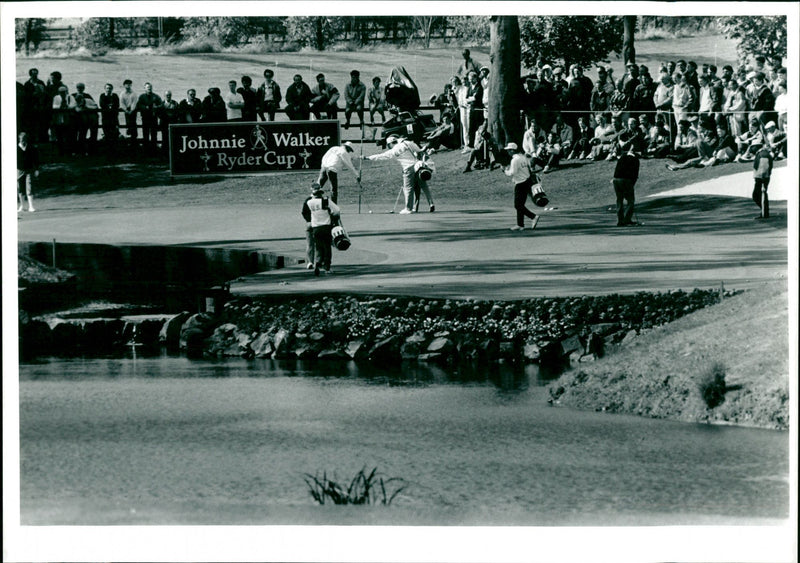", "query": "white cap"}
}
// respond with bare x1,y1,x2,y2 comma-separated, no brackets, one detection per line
541,64,552,71
765,121,777,129
385,135,399,145
504,142,518,151
343,141,354,150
